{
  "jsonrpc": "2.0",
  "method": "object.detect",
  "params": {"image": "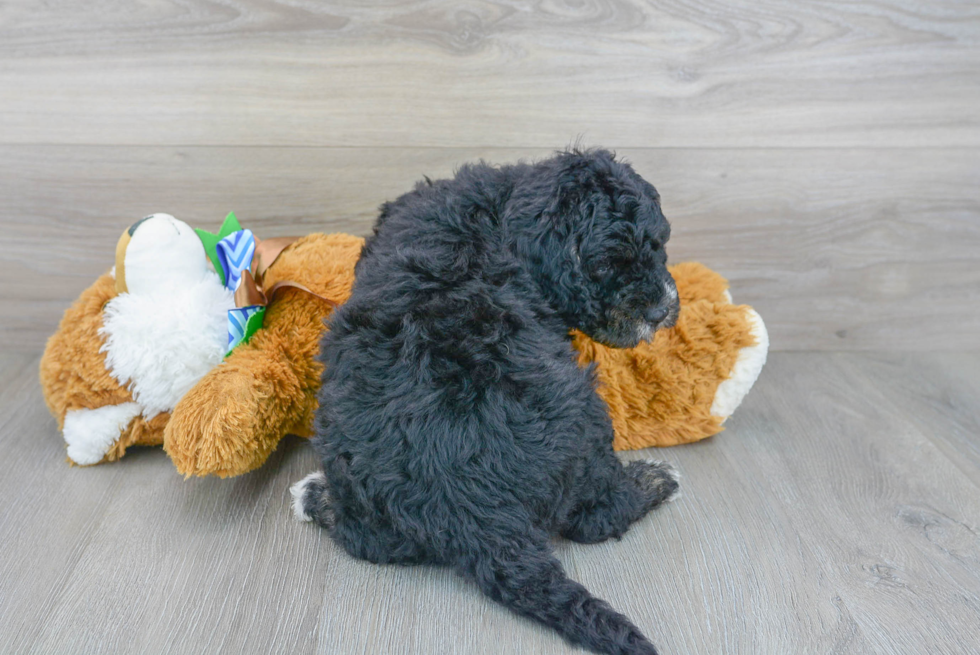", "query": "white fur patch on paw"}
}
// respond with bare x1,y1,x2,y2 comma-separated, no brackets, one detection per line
643,458,681,502
290,471,327,522
644,458,681,483
63,402,141,465
711,308,769,421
